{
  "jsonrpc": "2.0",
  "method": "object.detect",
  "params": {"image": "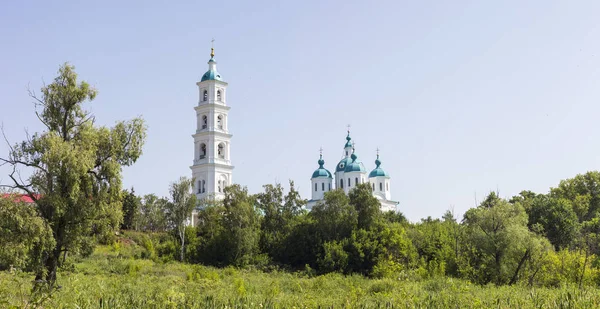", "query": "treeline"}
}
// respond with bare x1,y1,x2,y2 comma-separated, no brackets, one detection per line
112,171,600,287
